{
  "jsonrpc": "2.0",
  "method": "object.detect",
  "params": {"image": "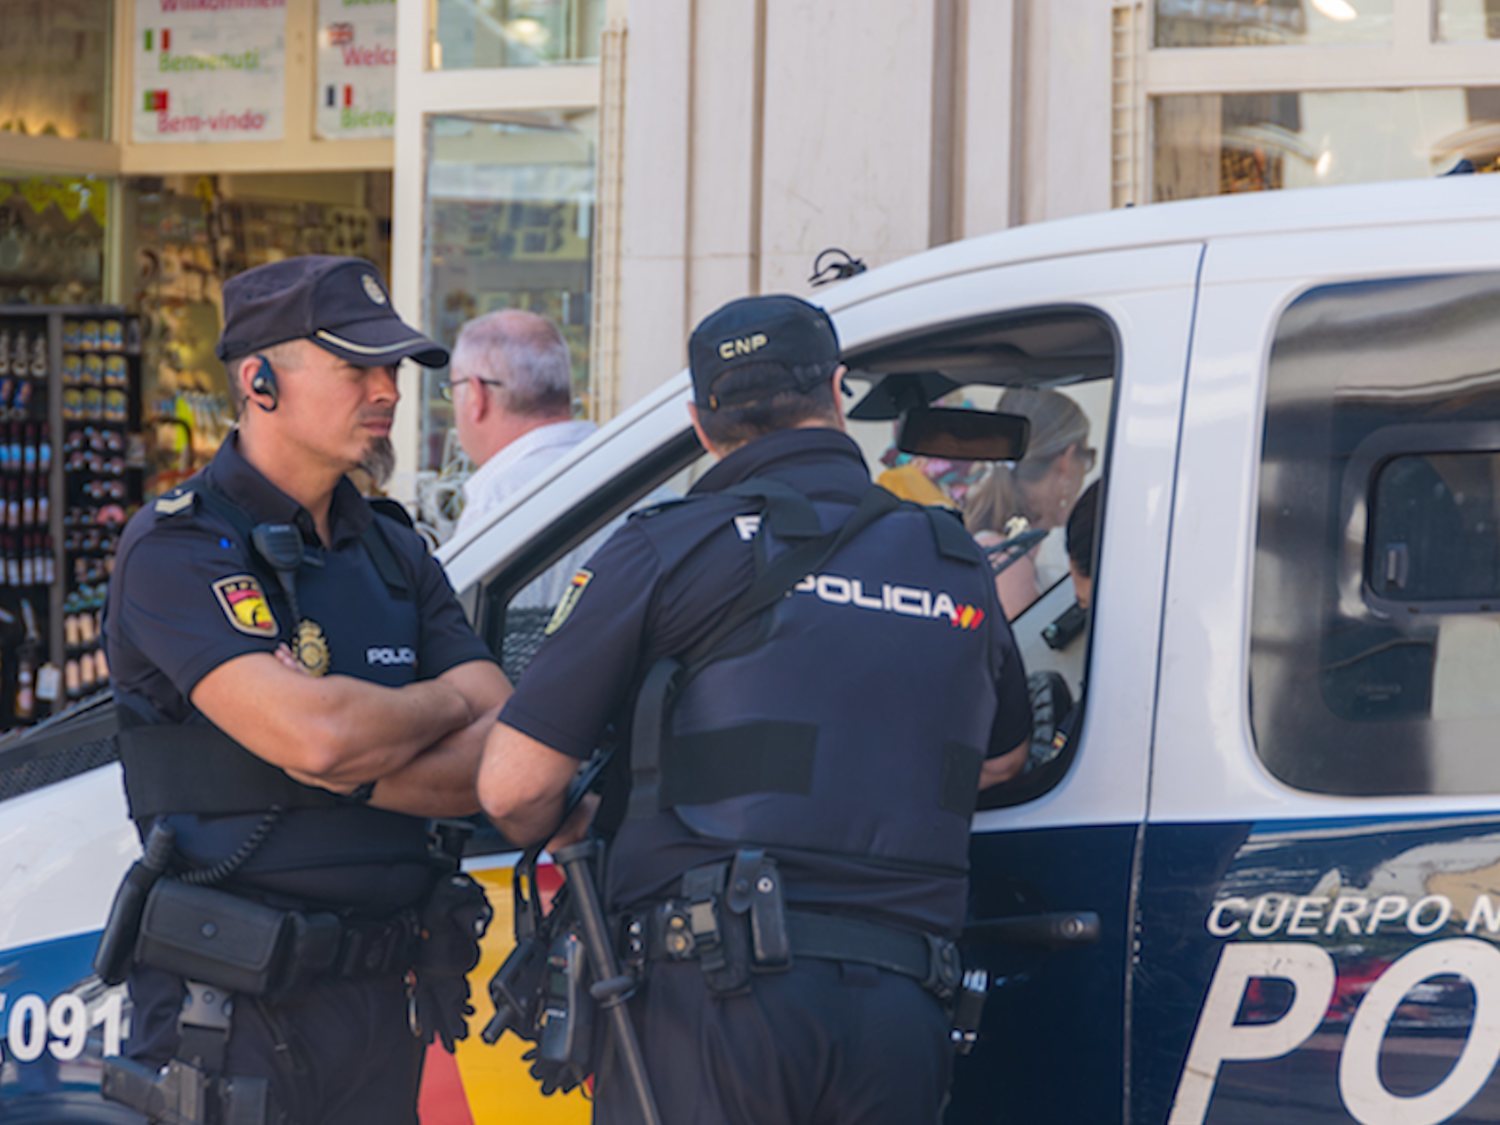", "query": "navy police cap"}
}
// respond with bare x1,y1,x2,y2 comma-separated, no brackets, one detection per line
689,294,840,411
215,256,449,368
